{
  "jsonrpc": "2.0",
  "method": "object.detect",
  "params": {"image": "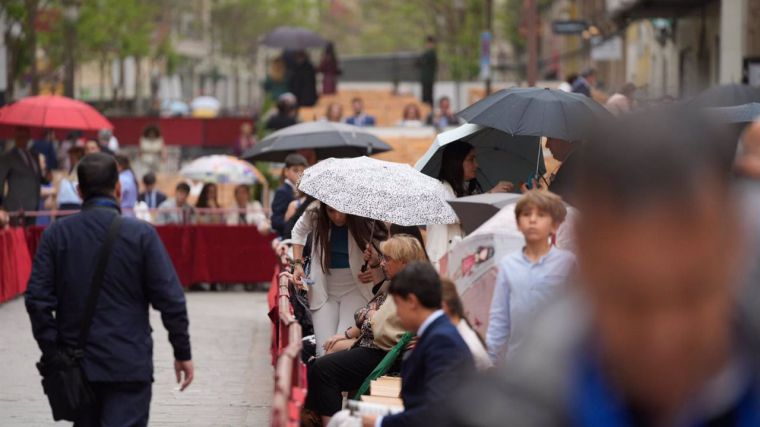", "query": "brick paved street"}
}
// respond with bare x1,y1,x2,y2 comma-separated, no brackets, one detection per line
0,290,273,426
